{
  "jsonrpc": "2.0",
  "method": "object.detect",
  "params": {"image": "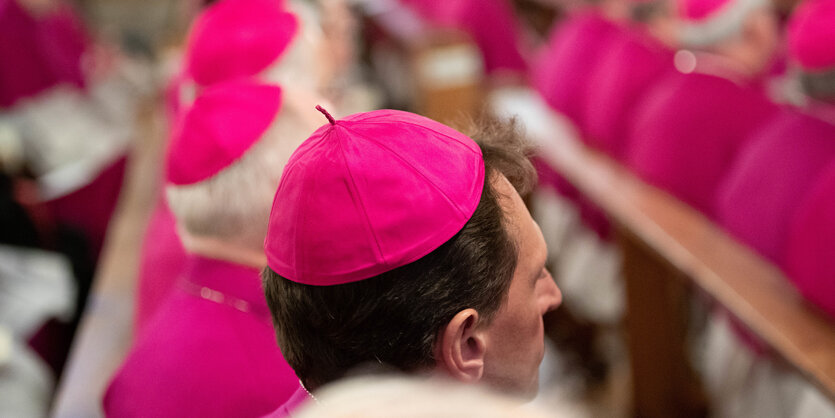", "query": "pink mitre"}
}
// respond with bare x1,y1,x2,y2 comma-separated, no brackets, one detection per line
265,108,486,286
787,0,835,72
166,79,282,185
185,0,299,86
